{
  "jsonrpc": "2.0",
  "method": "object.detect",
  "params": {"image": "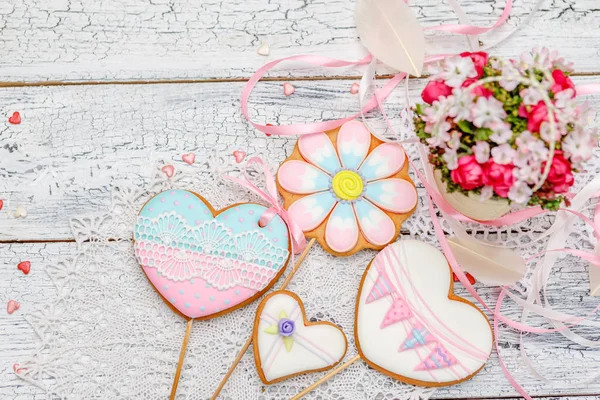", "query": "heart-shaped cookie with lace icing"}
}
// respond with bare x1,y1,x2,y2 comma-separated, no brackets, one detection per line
253,290,348,384
356,240,493,387
134,189,291,319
